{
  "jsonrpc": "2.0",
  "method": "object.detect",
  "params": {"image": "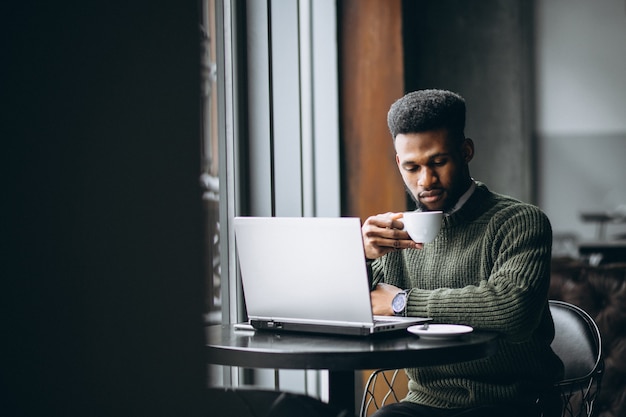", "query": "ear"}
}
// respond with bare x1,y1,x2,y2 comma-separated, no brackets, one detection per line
461,138,474,163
